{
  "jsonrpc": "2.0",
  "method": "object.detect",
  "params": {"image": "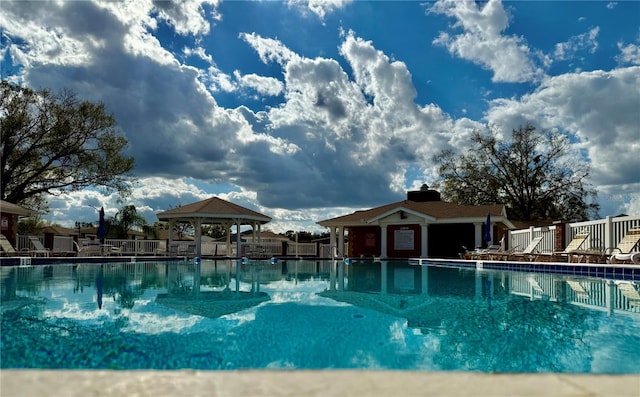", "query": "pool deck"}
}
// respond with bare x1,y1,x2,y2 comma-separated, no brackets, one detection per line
2,370,639,397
